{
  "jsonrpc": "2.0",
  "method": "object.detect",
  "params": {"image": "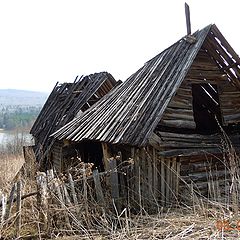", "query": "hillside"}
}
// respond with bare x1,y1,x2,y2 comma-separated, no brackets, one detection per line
0,89,48,106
